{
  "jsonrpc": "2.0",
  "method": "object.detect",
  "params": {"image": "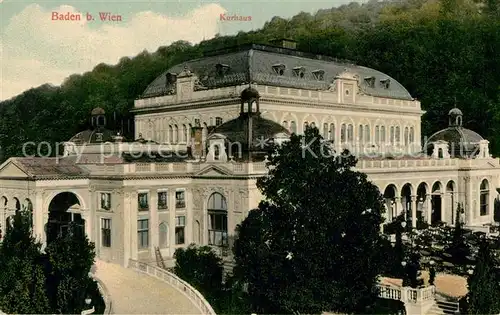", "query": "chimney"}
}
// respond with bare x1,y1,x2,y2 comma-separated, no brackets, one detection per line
270,38,297,50
191,125,204,159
